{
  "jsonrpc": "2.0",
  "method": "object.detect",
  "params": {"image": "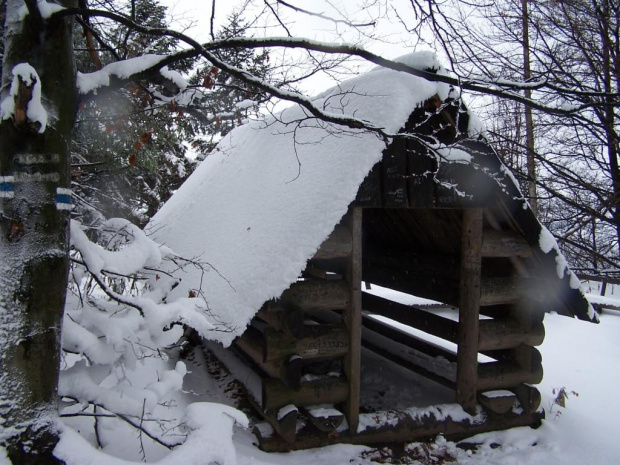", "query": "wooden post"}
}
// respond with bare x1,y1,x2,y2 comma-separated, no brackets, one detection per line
344,207,362,433
456,208,483,414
